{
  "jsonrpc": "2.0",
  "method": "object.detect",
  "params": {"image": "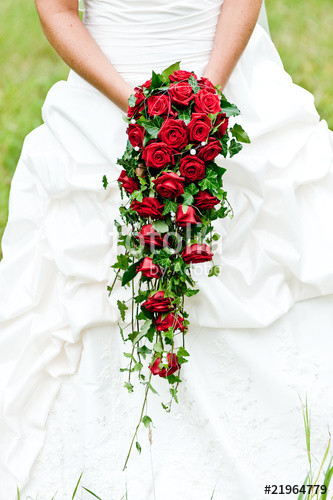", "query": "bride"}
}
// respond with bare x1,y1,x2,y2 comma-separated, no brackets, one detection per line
1,0,333,498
